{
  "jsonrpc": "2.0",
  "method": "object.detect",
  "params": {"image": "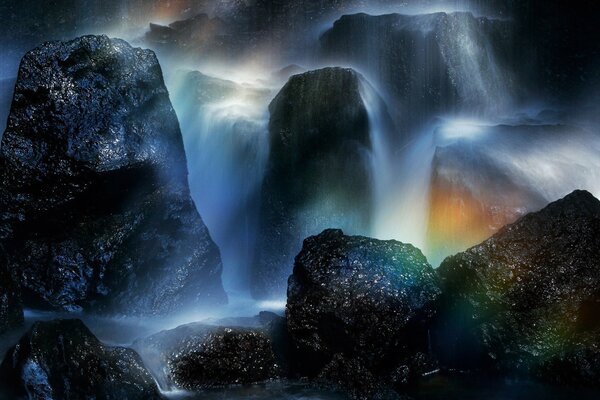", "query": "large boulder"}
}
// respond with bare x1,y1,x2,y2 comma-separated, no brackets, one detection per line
252,67,380,299
286,229,441,395
435,190,600,385
0,319,162,399
0,35,226,314
133,315,284,390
